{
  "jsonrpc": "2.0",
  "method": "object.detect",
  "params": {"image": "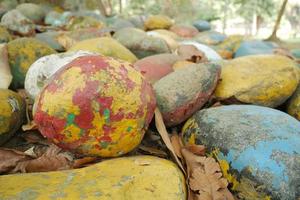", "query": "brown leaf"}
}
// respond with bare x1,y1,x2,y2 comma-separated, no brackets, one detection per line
170,133,183,158
22,121,38,131
155,108,186,174
176,45,208,63
11,144,72,173
185,144,206,156
0,148,32,174
182,149,234,200
138,145,168,157
72,157,99,168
